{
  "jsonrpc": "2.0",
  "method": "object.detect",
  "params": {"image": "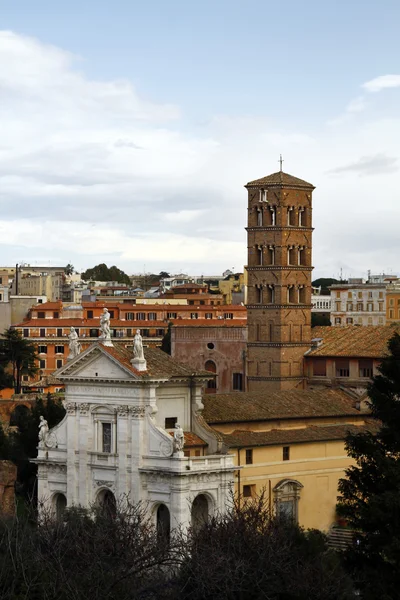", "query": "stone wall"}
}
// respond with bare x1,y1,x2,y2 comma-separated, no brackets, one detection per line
0,461,17,516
